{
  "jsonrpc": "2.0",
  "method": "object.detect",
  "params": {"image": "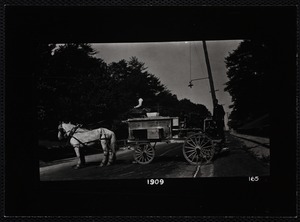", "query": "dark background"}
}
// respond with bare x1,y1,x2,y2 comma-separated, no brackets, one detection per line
4,6,297,217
